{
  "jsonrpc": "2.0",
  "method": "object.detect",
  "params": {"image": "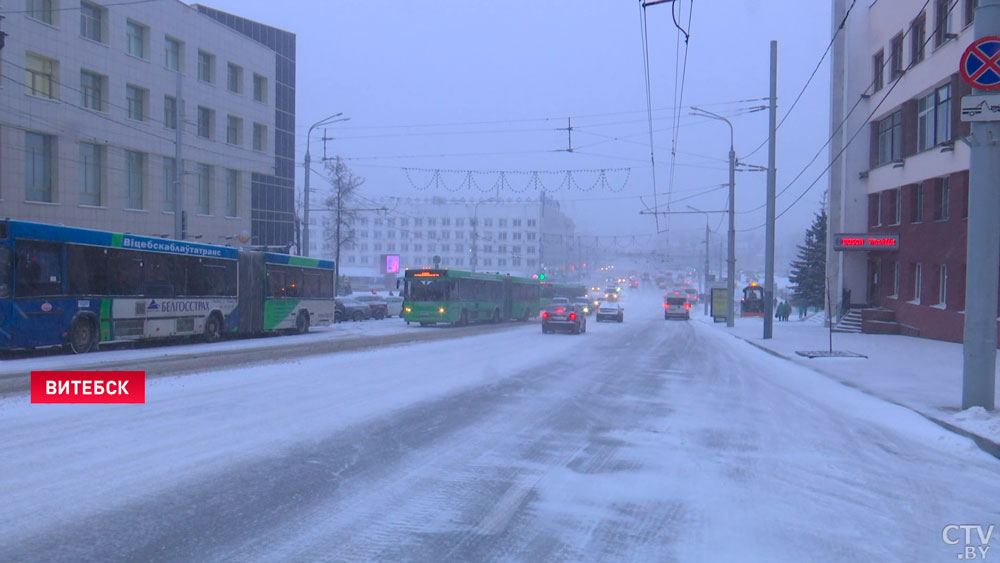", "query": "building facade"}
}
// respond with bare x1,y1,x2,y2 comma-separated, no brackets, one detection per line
0,0,293,248
311,195,578,278
828,0,982,343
